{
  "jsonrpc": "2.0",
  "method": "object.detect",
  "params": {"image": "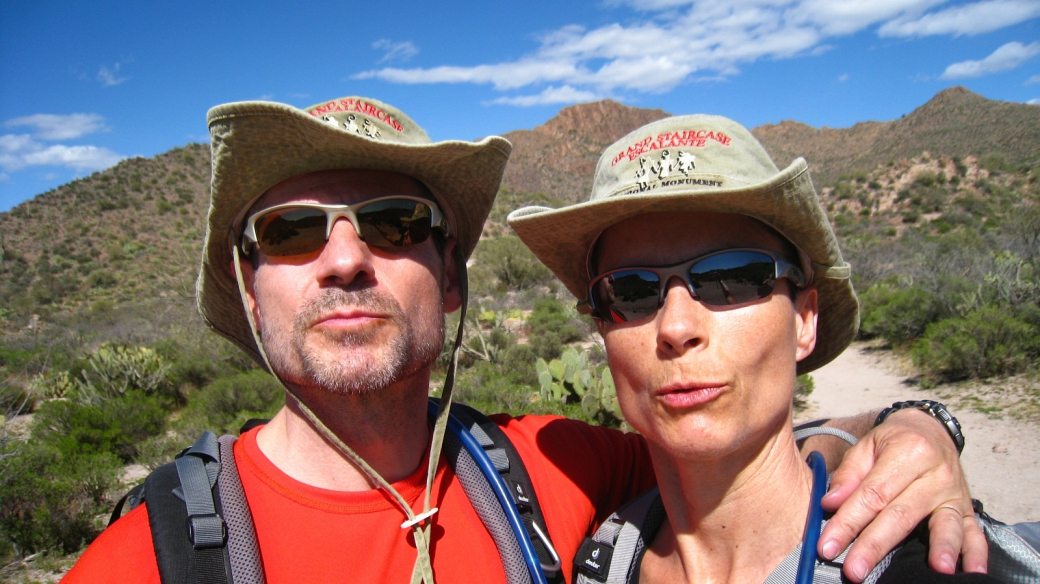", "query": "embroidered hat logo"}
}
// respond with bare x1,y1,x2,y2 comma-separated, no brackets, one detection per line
633,149,699,190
